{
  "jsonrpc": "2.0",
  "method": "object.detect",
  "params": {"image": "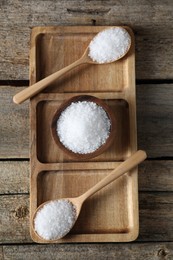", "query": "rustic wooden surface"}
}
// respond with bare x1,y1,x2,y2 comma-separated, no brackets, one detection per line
0,0,173,259
0,1,173,80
